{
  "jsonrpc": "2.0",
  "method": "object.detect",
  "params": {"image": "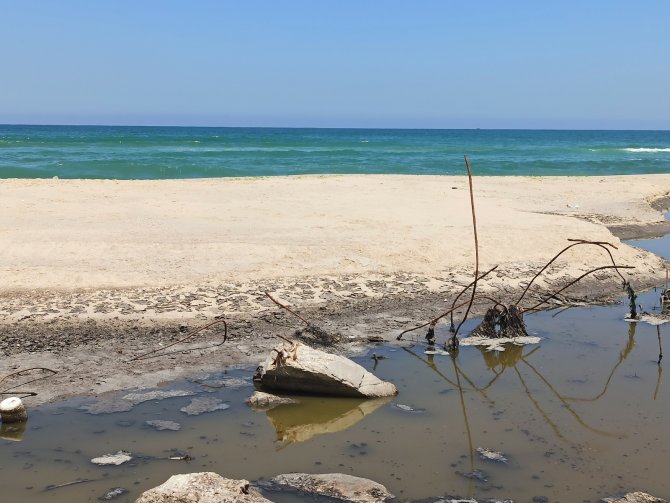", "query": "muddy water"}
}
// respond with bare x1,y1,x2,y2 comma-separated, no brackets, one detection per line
2,290,668,502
